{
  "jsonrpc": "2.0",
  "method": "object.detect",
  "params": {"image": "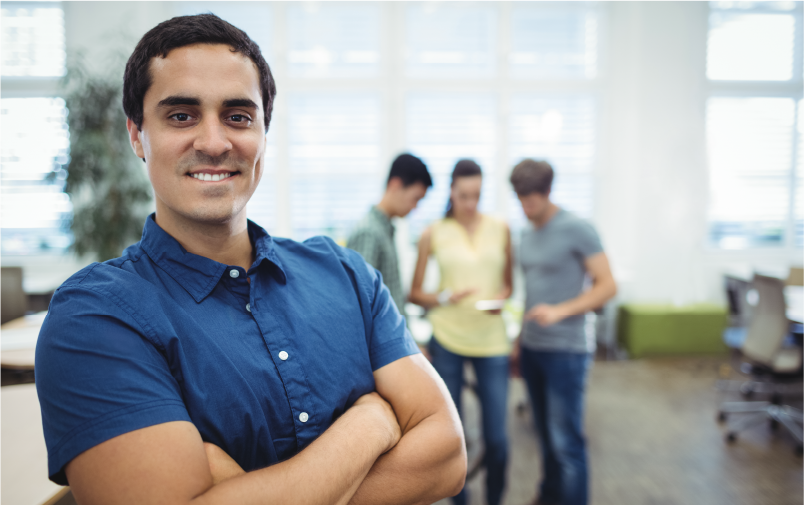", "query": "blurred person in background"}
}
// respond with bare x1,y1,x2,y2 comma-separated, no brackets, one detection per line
409,159,513,505
509,159,616,505
35,14,466,505
347,153,432,316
